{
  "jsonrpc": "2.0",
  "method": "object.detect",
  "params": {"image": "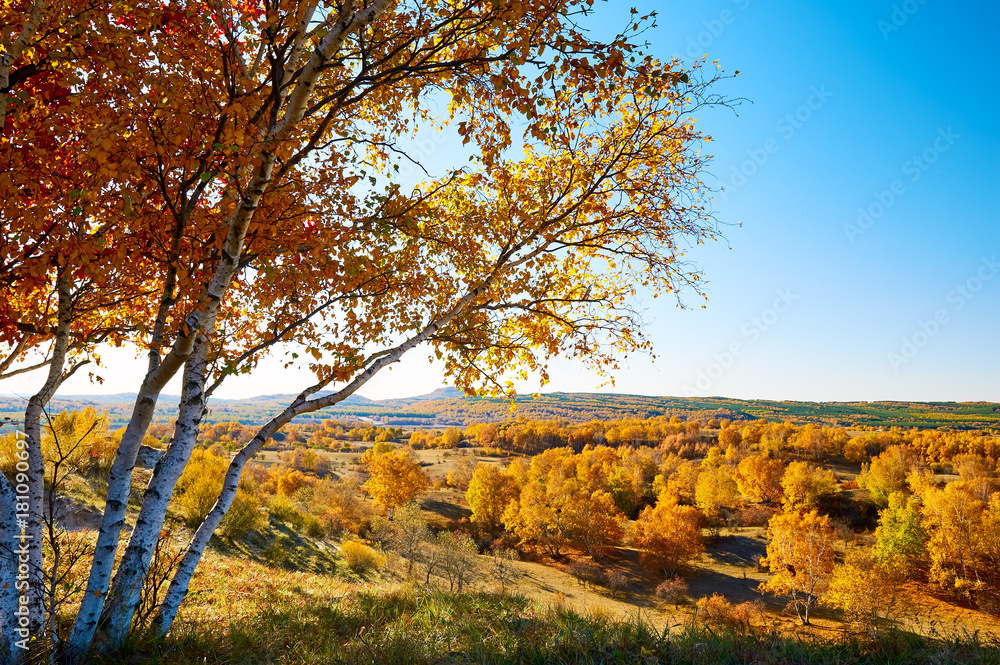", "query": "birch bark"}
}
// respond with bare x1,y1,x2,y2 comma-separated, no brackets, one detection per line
98,337,209,645
0,473,20,664
20,275,72,646
65,3,393,657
